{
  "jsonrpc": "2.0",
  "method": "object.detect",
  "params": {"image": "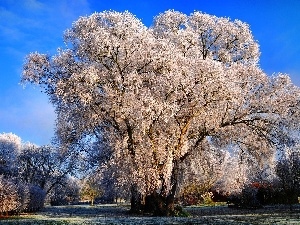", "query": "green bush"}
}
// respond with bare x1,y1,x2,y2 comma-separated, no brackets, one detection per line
172,205,190,217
